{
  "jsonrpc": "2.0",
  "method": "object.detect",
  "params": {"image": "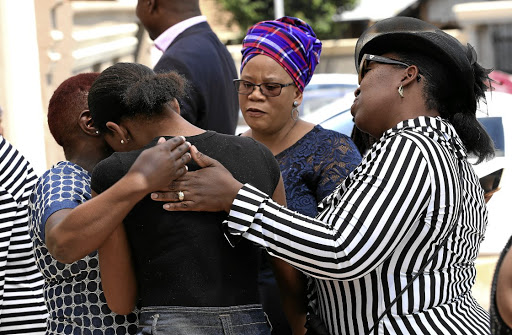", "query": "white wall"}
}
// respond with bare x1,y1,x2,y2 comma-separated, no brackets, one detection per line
0,0,47,175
